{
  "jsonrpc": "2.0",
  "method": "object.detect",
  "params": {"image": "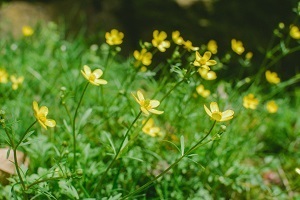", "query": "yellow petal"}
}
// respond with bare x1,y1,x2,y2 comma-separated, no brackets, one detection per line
40,106,49,116
32,101,39,112
210,102,219,113
94,79,107,85
203,104,212,117
93,69,103,78
45,119,56,127
220,110,234,121
141,107,149,115
83,65,91,76
137,91,144,101
149,109,164,115
203,51,212,60
150,100,160,108
38,120,47,130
